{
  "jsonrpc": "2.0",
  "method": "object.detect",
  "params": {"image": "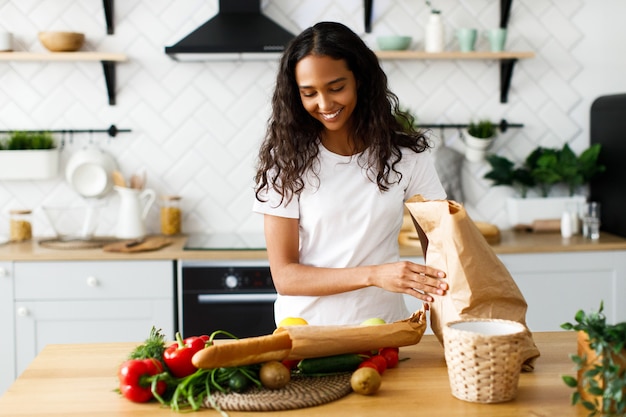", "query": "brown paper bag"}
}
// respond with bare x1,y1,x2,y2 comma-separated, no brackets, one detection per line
405,195,540,370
